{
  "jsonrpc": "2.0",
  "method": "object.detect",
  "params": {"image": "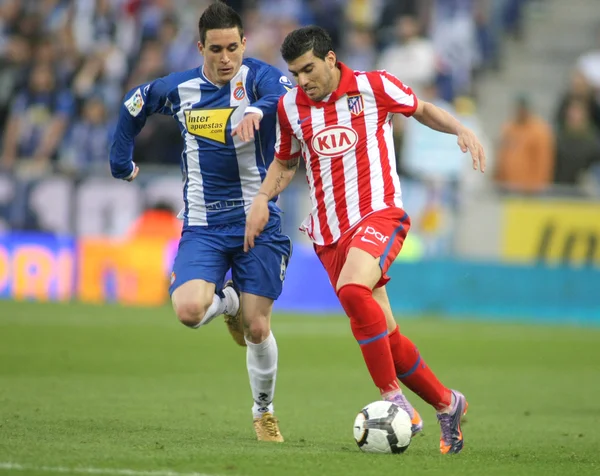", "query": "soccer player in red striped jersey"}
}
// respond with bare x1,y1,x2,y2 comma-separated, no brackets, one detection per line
244,26,486,454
